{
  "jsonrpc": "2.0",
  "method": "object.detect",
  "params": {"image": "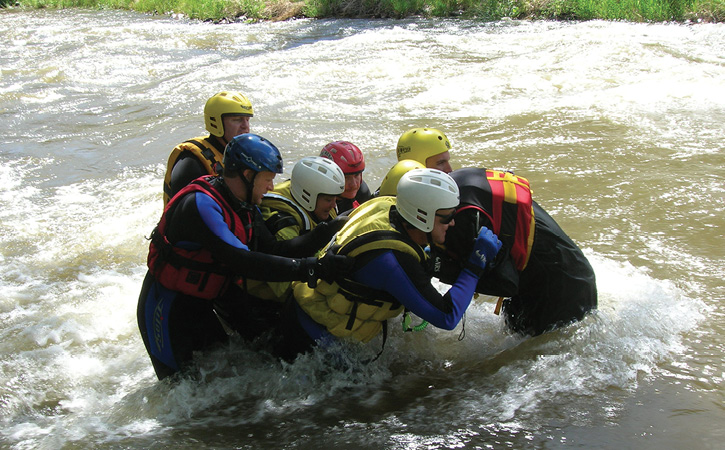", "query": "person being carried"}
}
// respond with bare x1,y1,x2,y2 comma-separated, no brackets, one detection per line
279,168,502,359
391,131,597,336
248,156,347,303
431,167,598,336
395,127,453,174
320,141,373,213
138,134,350,380
163,91,254,205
